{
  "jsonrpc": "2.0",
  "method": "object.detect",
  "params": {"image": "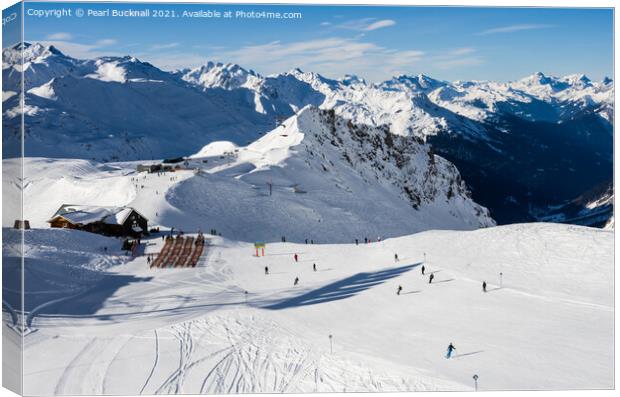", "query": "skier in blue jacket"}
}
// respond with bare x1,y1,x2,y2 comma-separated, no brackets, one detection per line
446,343,456,359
